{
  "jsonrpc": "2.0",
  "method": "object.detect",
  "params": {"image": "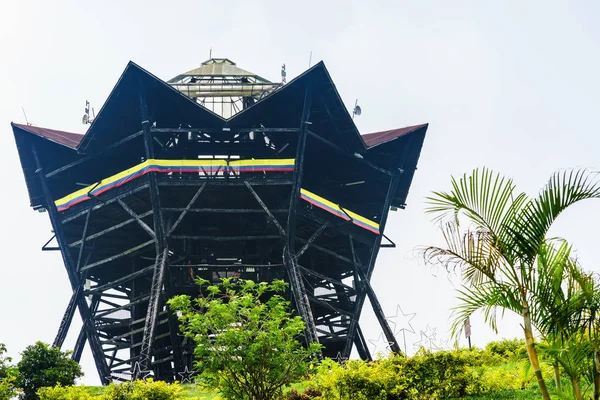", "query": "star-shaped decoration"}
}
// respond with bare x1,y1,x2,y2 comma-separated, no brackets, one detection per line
422,325,437,347
413,325,438,351
386,305,416,336
368,333,393,358
132,361,154,380
333,351,348,366
178,365,196,384
437,338,451,351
